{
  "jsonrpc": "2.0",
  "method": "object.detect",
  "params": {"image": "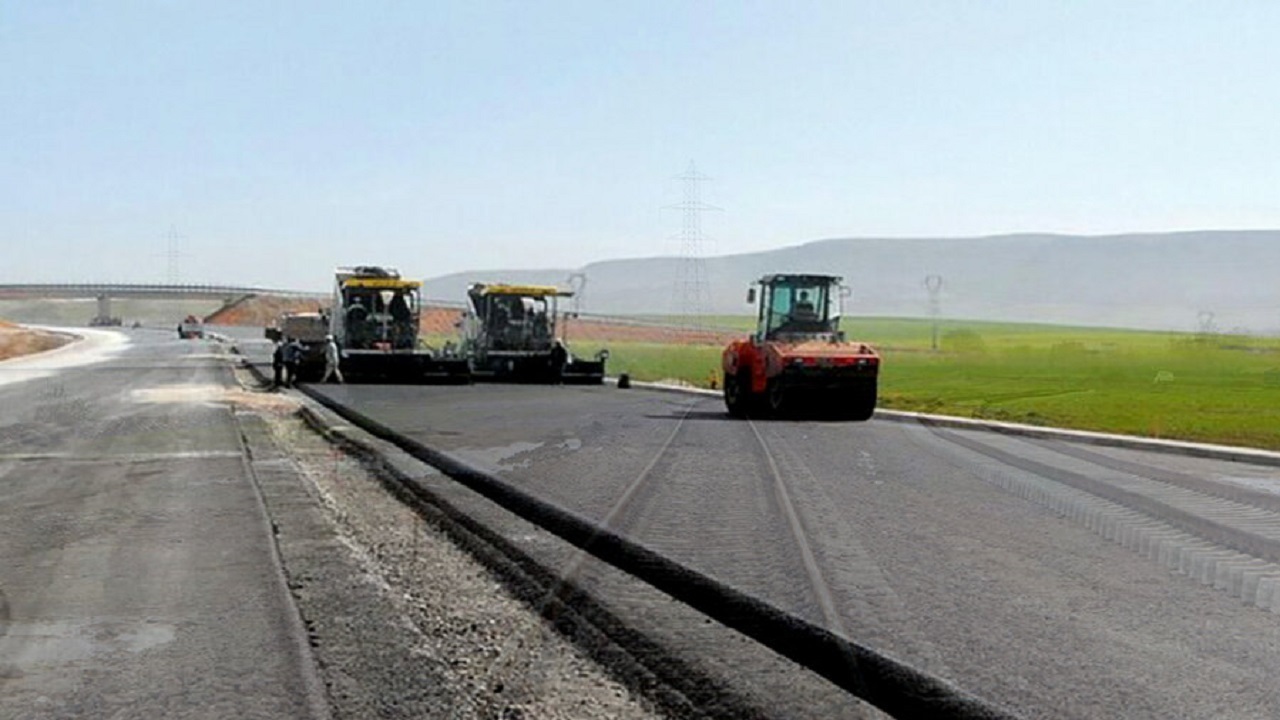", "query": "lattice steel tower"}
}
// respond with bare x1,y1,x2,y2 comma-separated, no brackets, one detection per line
669,161,719,328
163,225,186,284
